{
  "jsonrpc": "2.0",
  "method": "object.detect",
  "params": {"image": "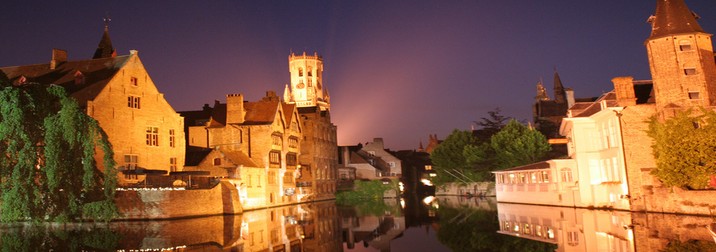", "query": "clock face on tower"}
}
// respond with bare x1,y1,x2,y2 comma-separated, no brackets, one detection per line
297,83,305,89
